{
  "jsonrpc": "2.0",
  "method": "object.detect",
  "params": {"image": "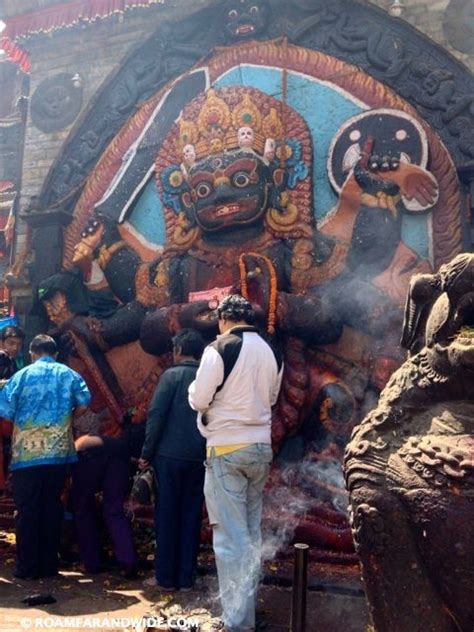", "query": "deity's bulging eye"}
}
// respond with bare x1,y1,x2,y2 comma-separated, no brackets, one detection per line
233,172,251,188
195,182,213,199
229,9,238,18
249,5,259,13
